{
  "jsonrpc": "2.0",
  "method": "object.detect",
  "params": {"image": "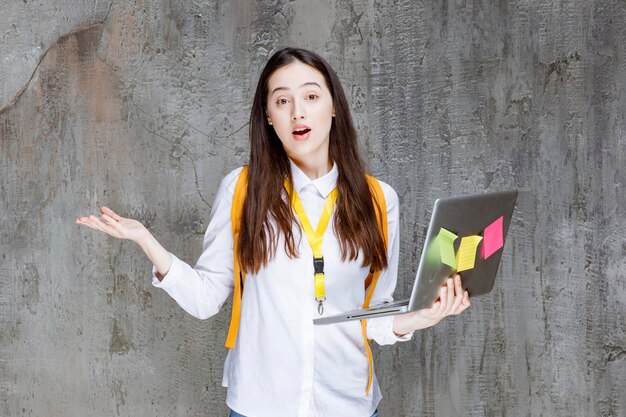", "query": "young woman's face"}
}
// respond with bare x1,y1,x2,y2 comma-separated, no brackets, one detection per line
265,60,335,164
